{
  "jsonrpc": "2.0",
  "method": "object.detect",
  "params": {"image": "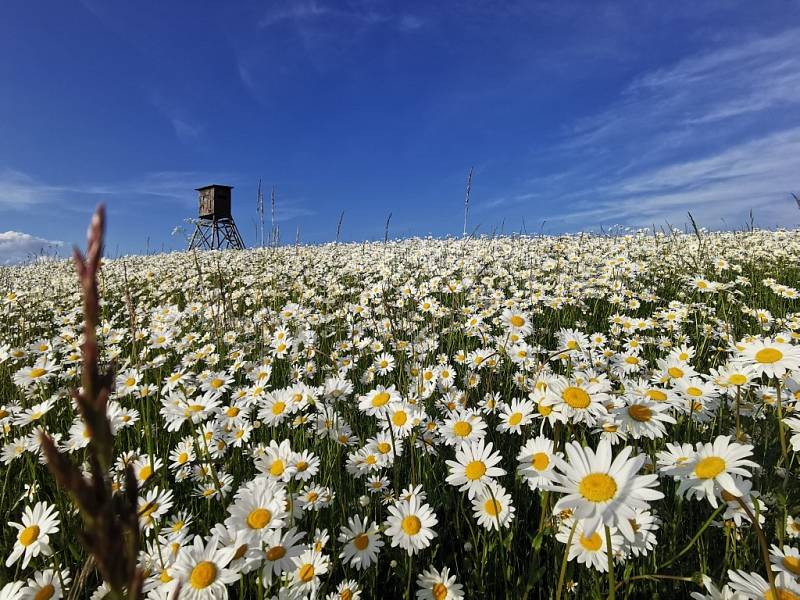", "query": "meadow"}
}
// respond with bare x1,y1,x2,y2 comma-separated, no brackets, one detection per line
1,213,800,599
